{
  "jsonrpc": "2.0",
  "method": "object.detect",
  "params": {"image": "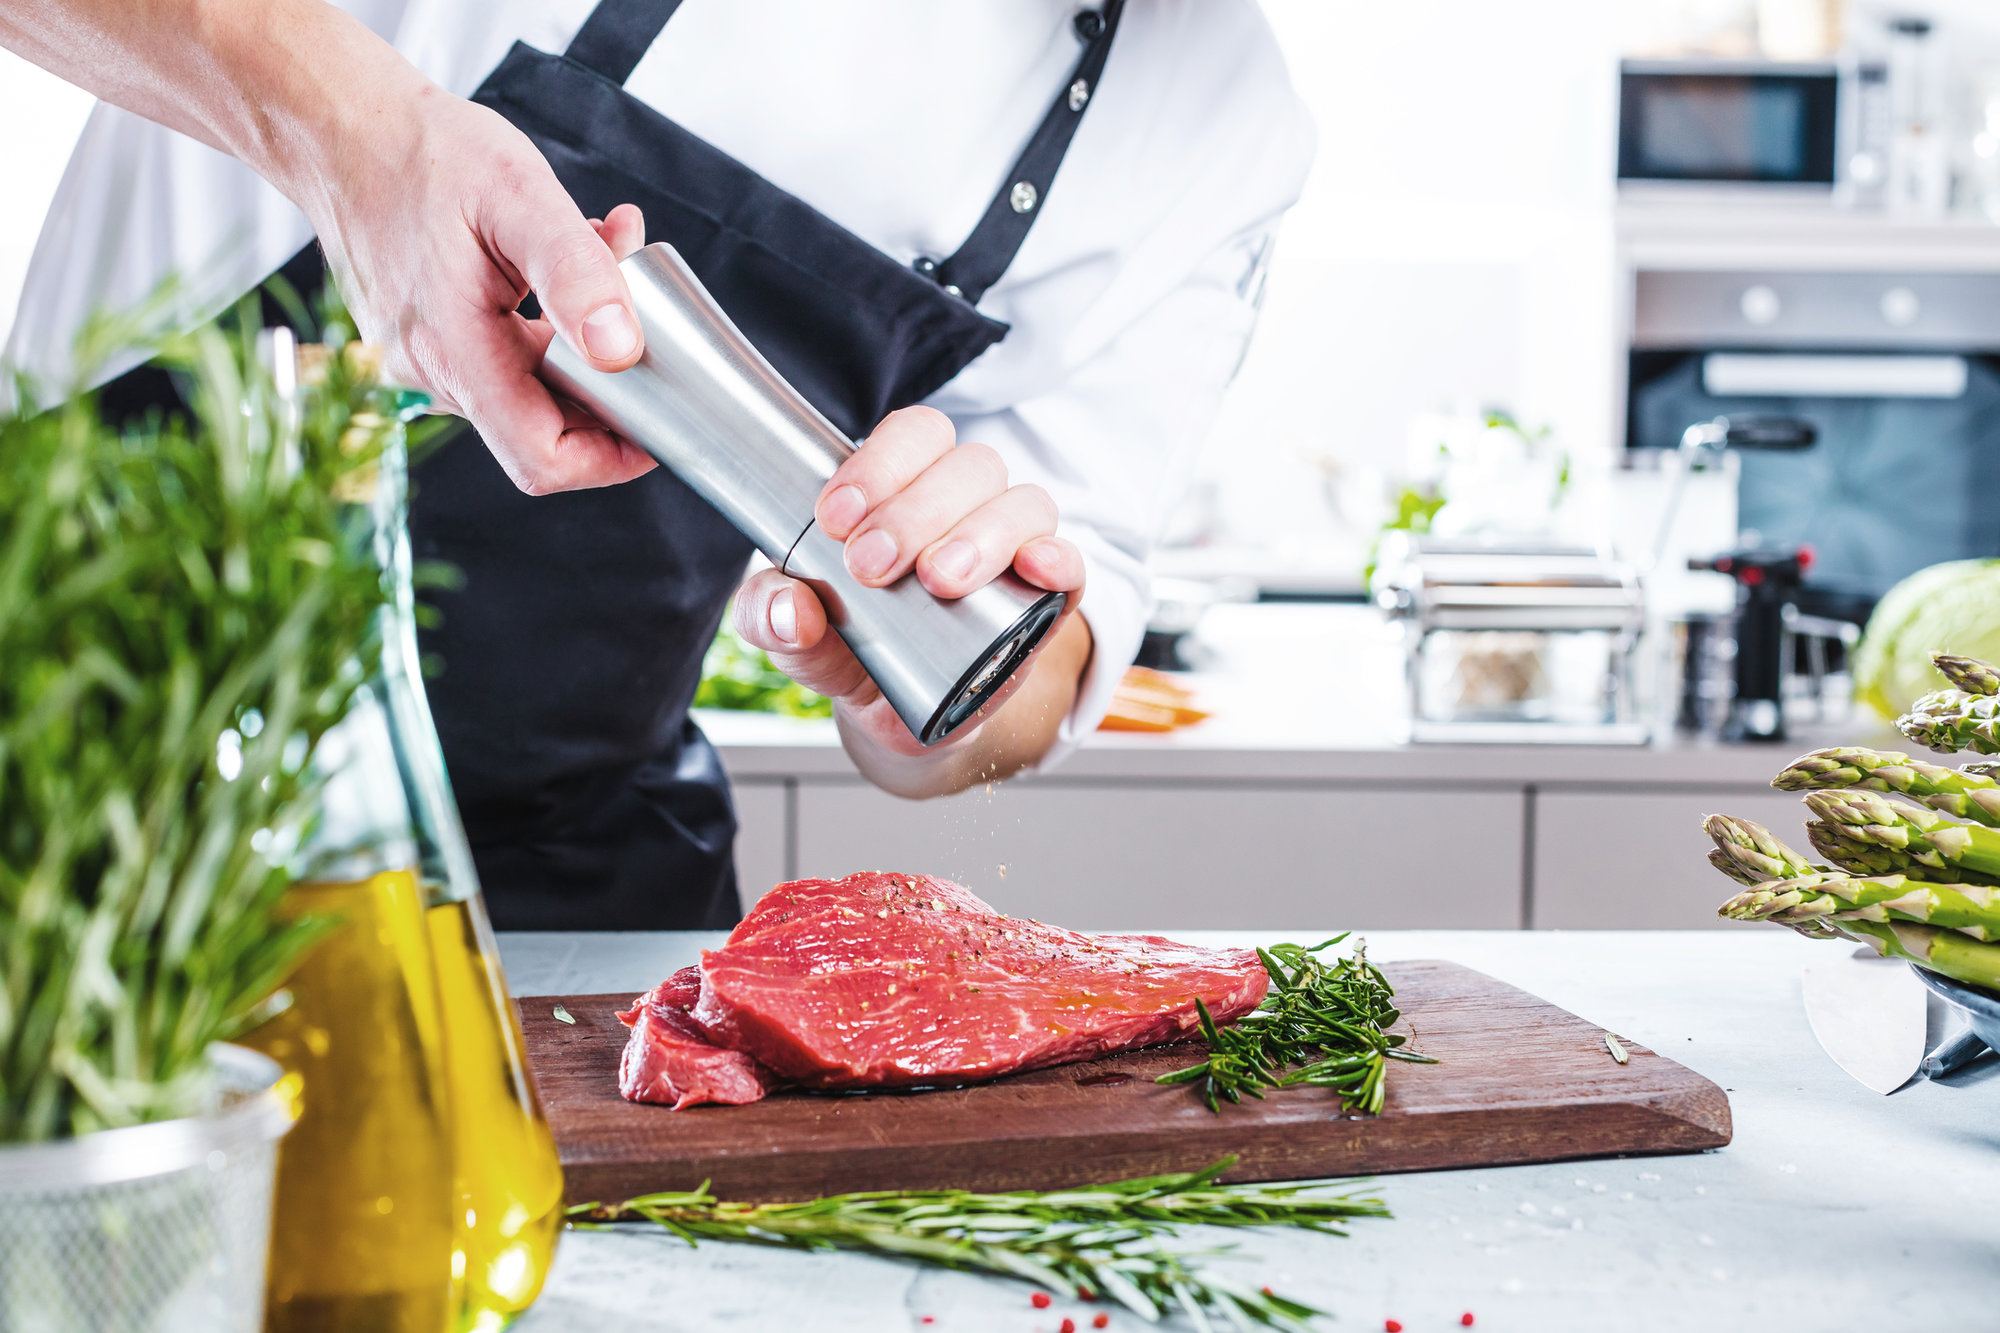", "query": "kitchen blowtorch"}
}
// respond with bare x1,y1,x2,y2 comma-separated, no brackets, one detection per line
541,242,1066,746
